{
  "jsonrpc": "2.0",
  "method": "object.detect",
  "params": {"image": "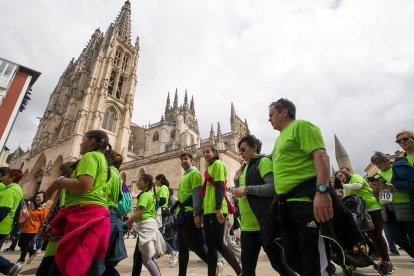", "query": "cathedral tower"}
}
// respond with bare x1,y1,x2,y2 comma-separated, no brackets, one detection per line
334,134,353,173
10,1,139,196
